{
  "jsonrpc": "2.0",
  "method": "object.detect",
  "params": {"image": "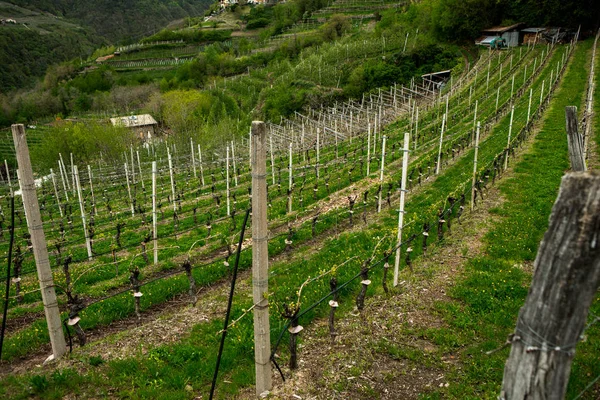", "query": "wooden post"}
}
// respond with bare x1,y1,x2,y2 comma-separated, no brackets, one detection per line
500,172,600,399
87,165,97,216
473,100,479,138
74,166,92,260
124,162,135,216
394,132,410,286
510,74,515,100
136,151,144,190
152,161,158,265
414,107,419,149
366,123,371,176
4,160,13,197
231,141,238,187
191,138,197,179
167,148,176,213
58,157,70,201
198,144,205,186
377,135,386,213
251,121,272,395
527,88,533,123
130,147,136,185
70,152,75,196
540,80,545,105
505,106,515,170
316,128,320,178
59,153,70,191
11,124,67,360
436,113,447,175
269,135,275,185
288,142,293,214
226,146,231,216
50,168,63,217
496,88,501,112
471,122,480,211
565,107,587,171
